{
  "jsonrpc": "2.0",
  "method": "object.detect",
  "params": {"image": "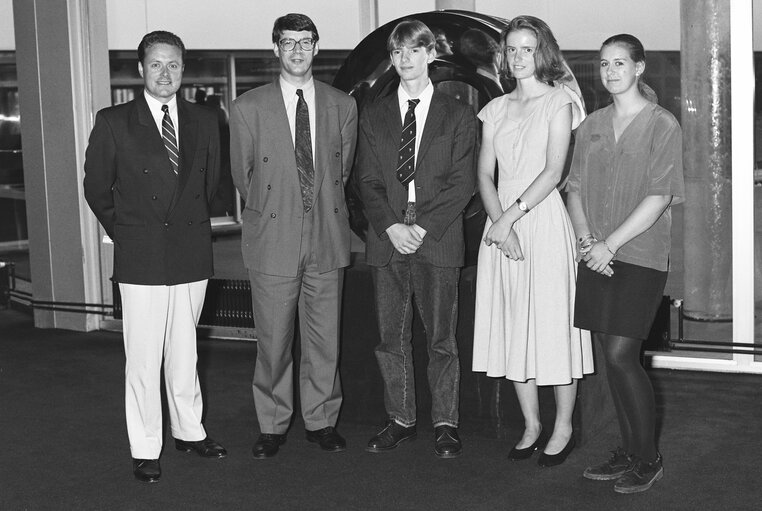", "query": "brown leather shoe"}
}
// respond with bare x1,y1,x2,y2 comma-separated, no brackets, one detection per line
132,458,160,483
252,433,286,459
366,421,417,453
306,427,346,452
174,436,227,458
434,425,462,458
